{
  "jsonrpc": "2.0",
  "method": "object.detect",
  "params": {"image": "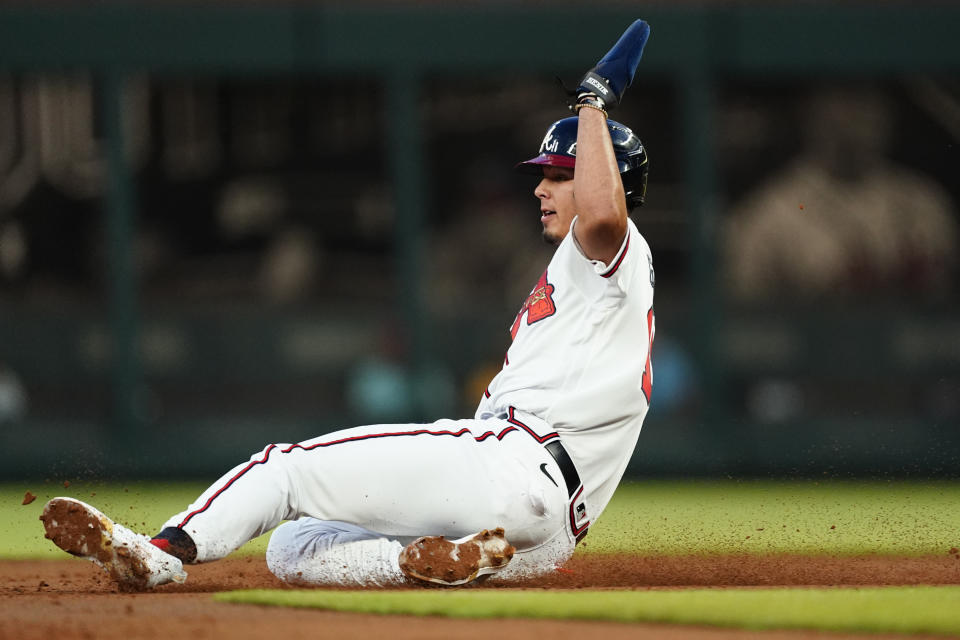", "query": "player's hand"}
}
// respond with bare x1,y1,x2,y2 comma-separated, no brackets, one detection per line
572,19,651,114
